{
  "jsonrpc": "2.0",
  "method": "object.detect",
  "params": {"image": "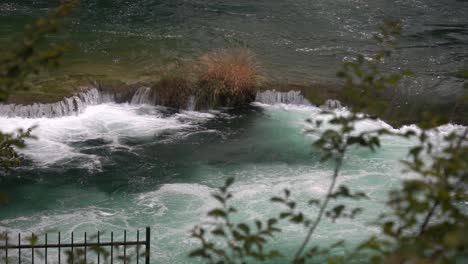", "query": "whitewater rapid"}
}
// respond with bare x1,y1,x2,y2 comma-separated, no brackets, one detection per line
0,103,215,167
0,101,465,263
